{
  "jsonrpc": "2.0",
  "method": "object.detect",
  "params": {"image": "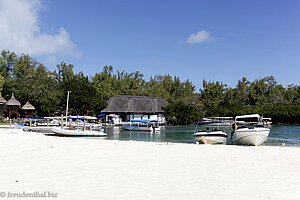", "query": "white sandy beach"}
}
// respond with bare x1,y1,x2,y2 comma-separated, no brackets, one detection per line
0,130,300,200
